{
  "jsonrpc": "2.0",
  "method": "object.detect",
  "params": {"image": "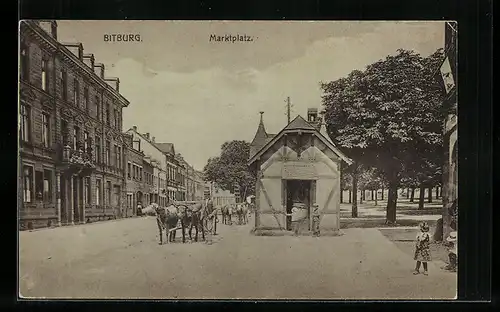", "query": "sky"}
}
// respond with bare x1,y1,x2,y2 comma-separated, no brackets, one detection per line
56,21,445,171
